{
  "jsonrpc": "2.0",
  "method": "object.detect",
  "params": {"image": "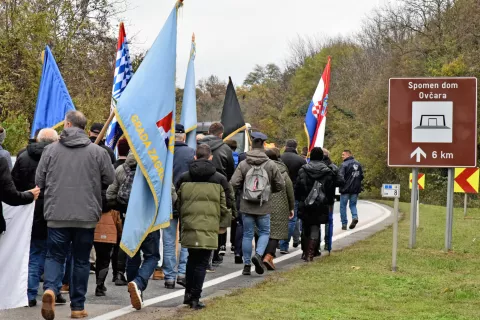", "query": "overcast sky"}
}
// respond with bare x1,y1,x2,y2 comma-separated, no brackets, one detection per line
121,0,388,87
